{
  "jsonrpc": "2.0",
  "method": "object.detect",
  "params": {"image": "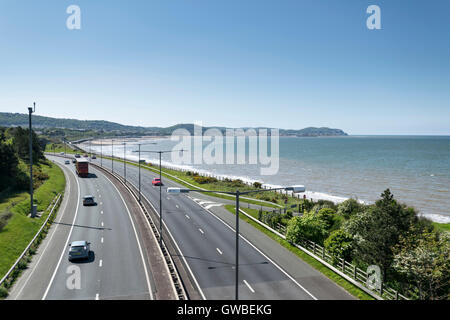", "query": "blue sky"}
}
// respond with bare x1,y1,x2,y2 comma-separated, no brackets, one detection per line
0,0,449,135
